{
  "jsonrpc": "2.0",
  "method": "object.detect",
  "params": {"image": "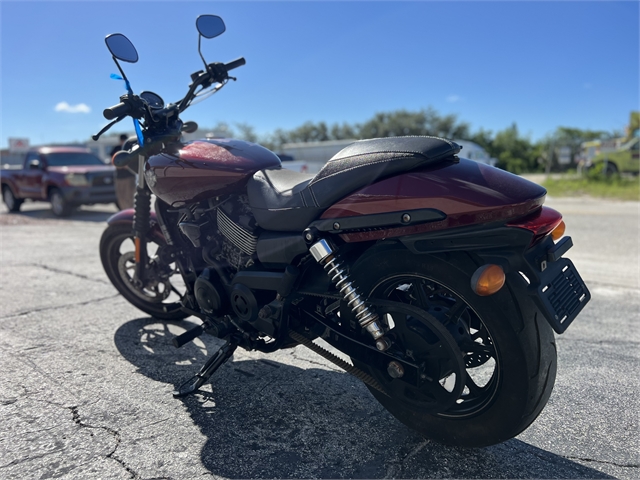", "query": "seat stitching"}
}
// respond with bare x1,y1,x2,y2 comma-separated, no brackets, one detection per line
309,187,319,207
